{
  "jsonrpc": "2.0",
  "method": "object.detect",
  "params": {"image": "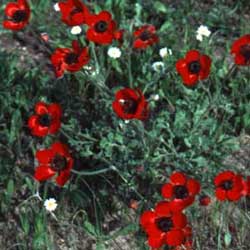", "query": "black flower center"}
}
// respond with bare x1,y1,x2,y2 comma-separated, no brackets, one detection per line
121,99,138,114
65,53,78,64
156,217,173,232
188,60,201,74
51,154,68,172
94,21,108,33
220,180,233,191
140,31,151,41
240,44,250,62
71,7,83,16
38,114,51,127
12,10,27,23
174,185,189,199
